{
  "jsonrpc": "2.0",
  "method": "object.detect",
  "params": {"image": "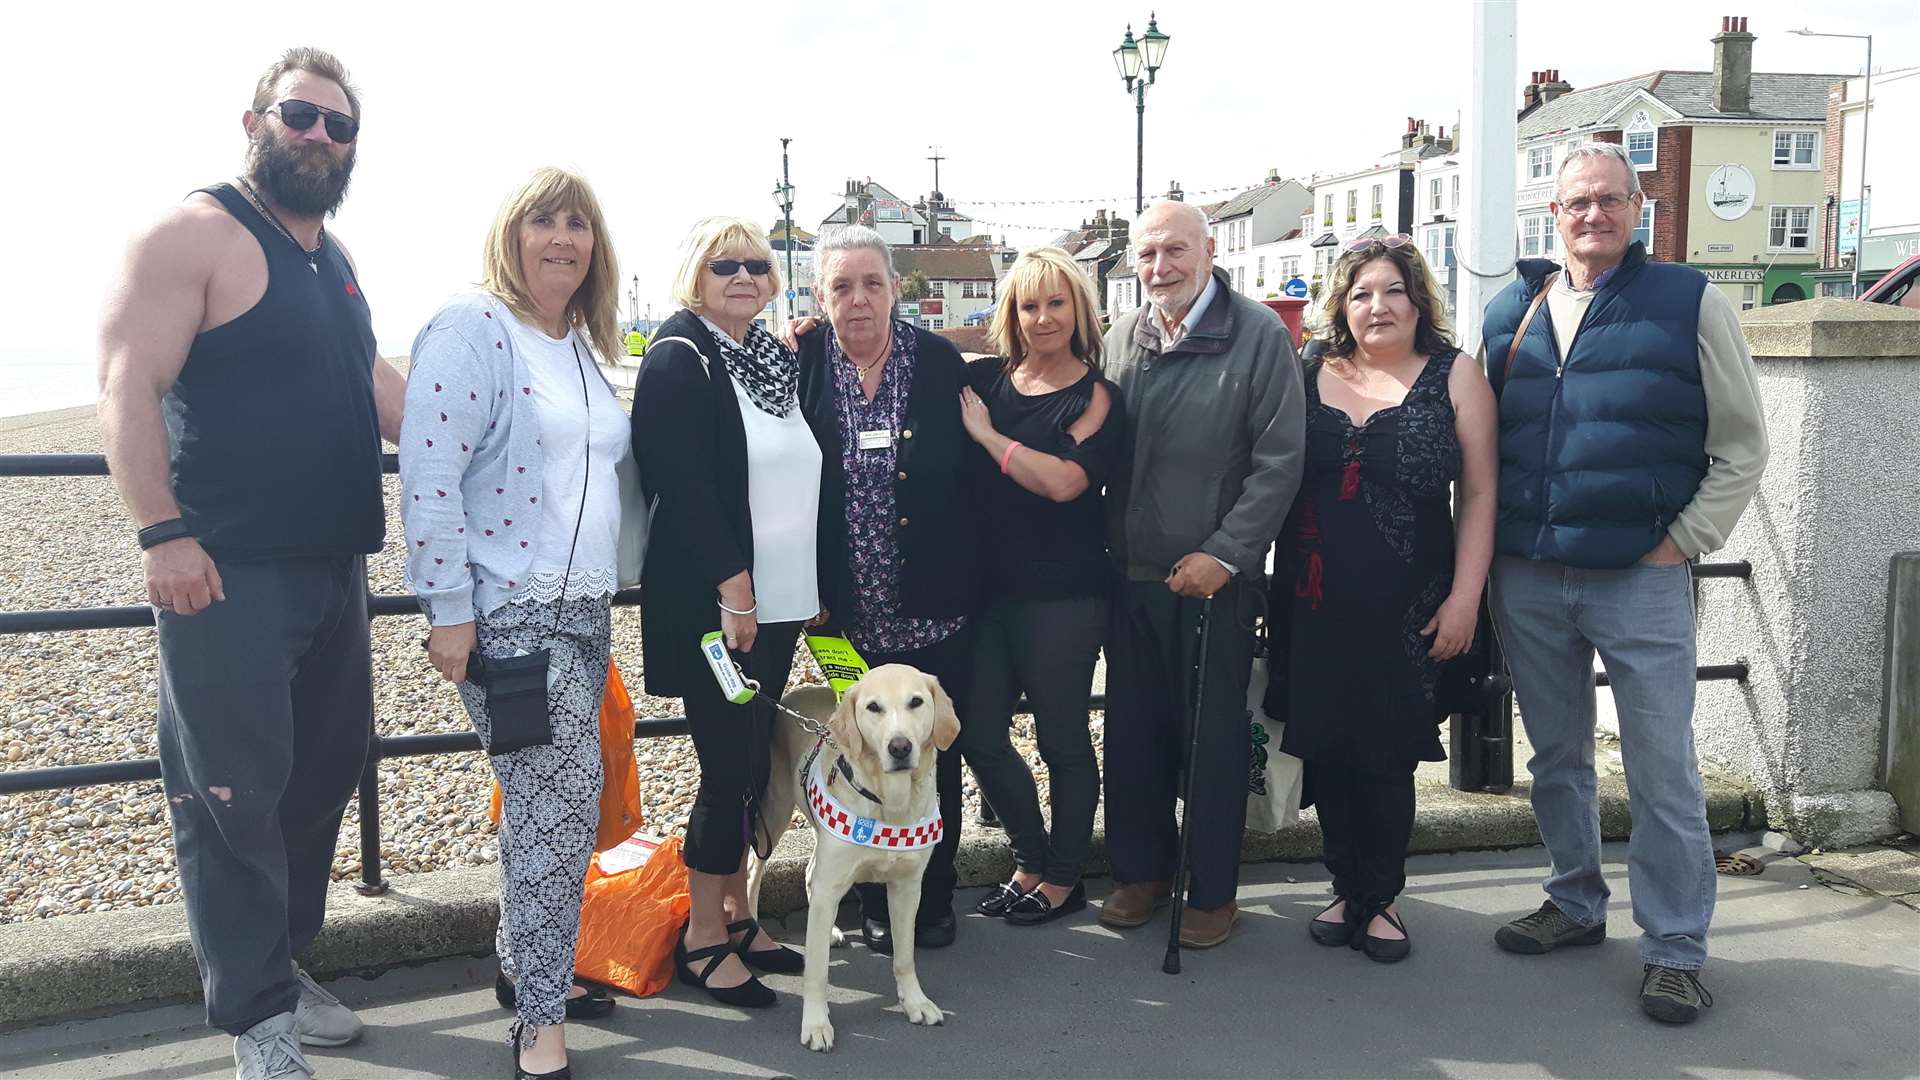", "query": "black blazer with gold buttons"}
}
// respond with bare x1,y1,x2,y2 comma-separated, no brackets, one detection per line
797,320,979,629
